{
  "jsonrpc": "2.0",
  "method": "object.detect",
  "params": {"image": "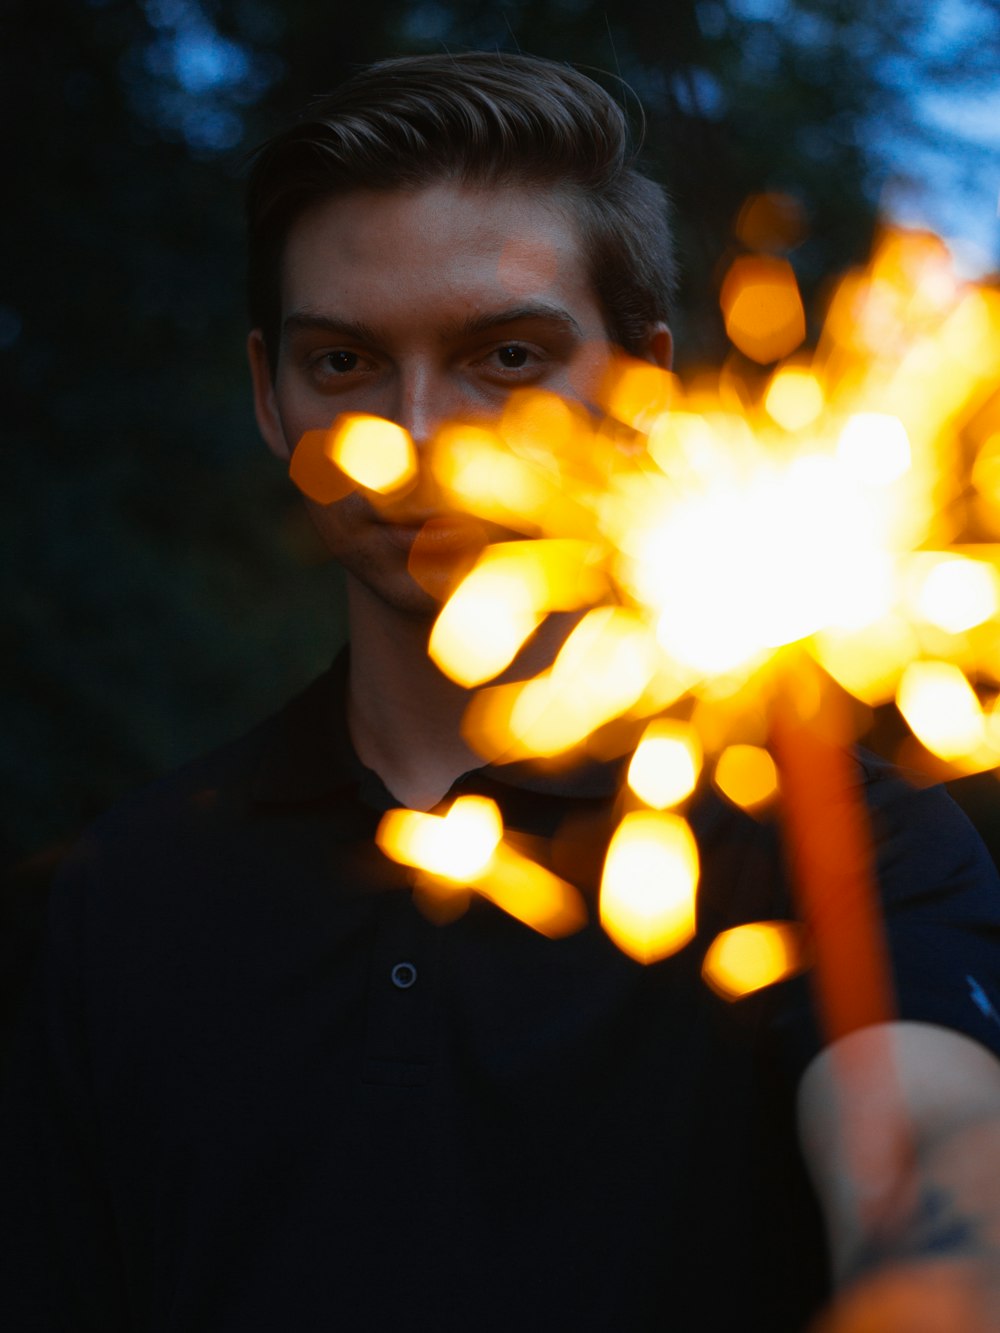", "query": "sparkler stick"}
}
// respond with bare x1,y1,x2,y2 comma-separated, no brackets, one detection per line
769,671,894,1042
770,667,916,1240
